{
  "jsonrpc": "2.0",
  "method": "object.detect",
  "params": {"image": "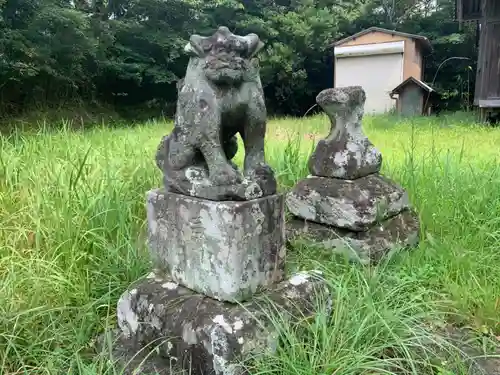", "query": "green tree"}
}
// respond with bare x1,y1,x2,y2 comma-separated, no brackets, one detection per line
0,0,96,112
0,0,480,120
